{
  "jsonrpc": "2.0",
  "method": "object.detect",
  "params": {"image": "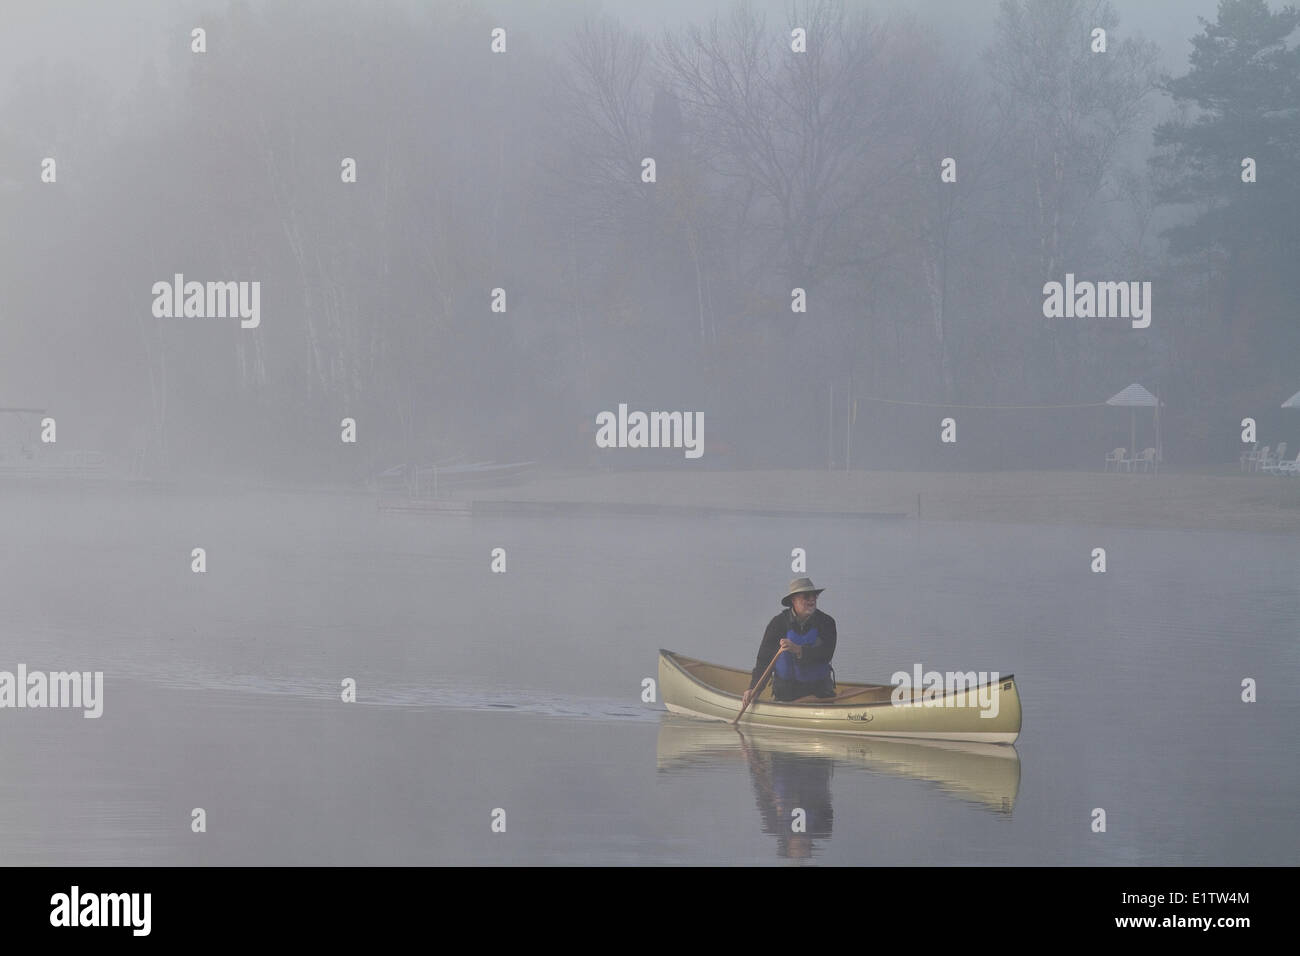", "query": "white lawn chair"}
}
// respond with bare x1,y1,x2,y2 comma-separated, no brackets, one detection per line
1105,447,1129,472
1240,443,1259,471
1251,445,1271,473
1133,448,1156,473
1274,449,1300,476
1262,442,1288,474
